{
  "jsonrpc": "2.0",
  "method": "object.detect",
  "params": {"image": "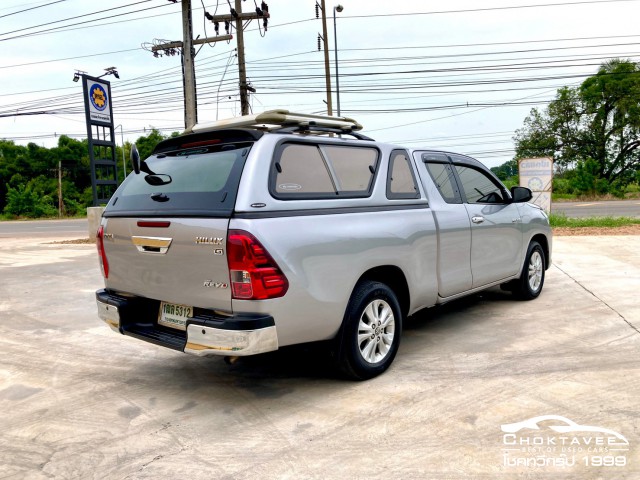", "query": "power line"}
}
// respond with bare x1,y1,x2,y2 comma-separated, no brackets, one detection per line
342,99,554,115
367,87,560,133
0,1,176,42
318,33,640,54
339,0,640,20
247,43,640,69
0,47,141,71
0,0,156,37
2,1,636,43
0,0,67,19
